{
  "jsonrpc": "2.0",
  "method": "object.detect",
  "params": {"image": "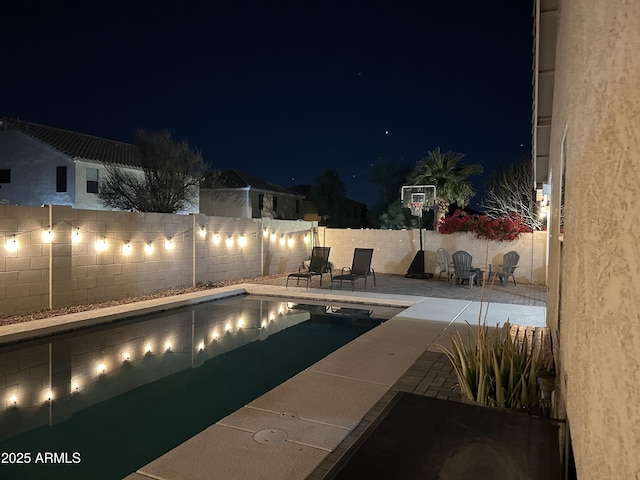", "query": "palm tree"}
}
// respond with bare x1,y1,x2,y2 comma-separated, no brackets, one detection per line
408,148,483,226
